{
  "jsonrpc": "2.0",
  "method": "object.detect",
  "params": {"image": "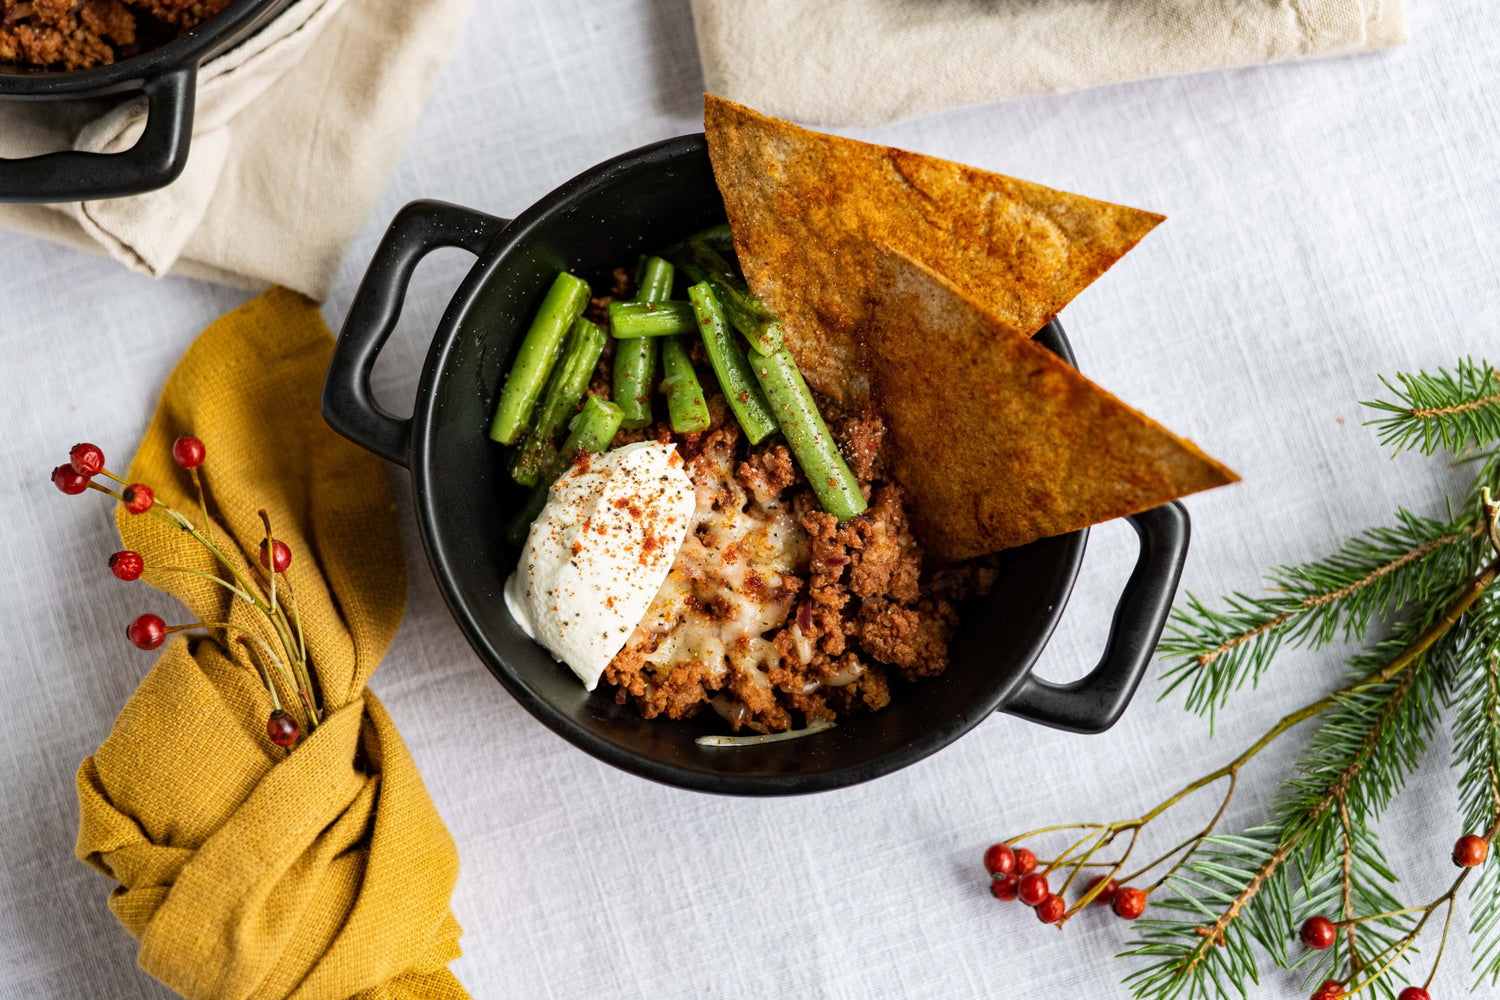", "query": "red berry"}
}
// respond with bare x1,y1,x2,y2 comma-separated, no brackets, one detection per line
126,613,167,651
69,442,104,476
1397,988,1430,1000
172,435,205,468
1311,979,1344,1000
983,843,1016,876
1301,915,1336,950
1013,847,1037,875
122,483,154,514
259,538,292,574
990,876,1019,901
108,550,144,581
1017,873,1050,907
52,464,89,495
1083,875,1119,905
1453,834,1489,868
1113,886,1147,920
266,709,299,747
1035,894,1066,924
